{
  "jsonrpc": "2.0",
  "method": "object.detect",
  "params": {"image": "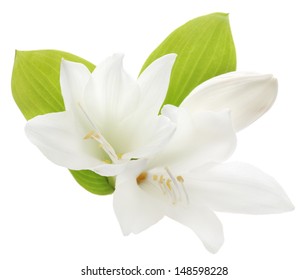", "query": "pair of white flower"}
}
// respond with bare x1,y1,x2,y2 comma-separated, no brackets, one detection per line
26,54,293,253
